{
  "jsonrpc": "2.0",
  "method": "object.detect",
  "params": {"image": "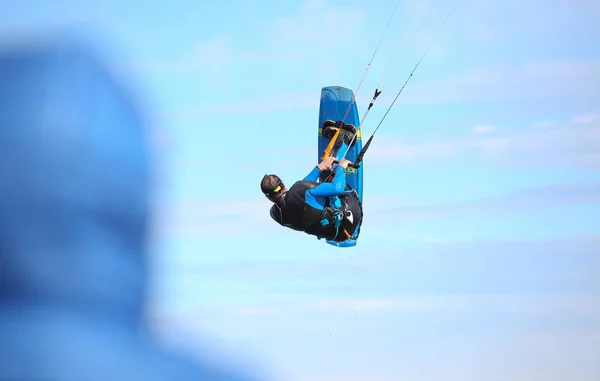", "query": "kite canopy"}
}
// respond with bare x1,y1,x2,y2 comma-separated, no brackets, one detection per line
0,37,257,381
